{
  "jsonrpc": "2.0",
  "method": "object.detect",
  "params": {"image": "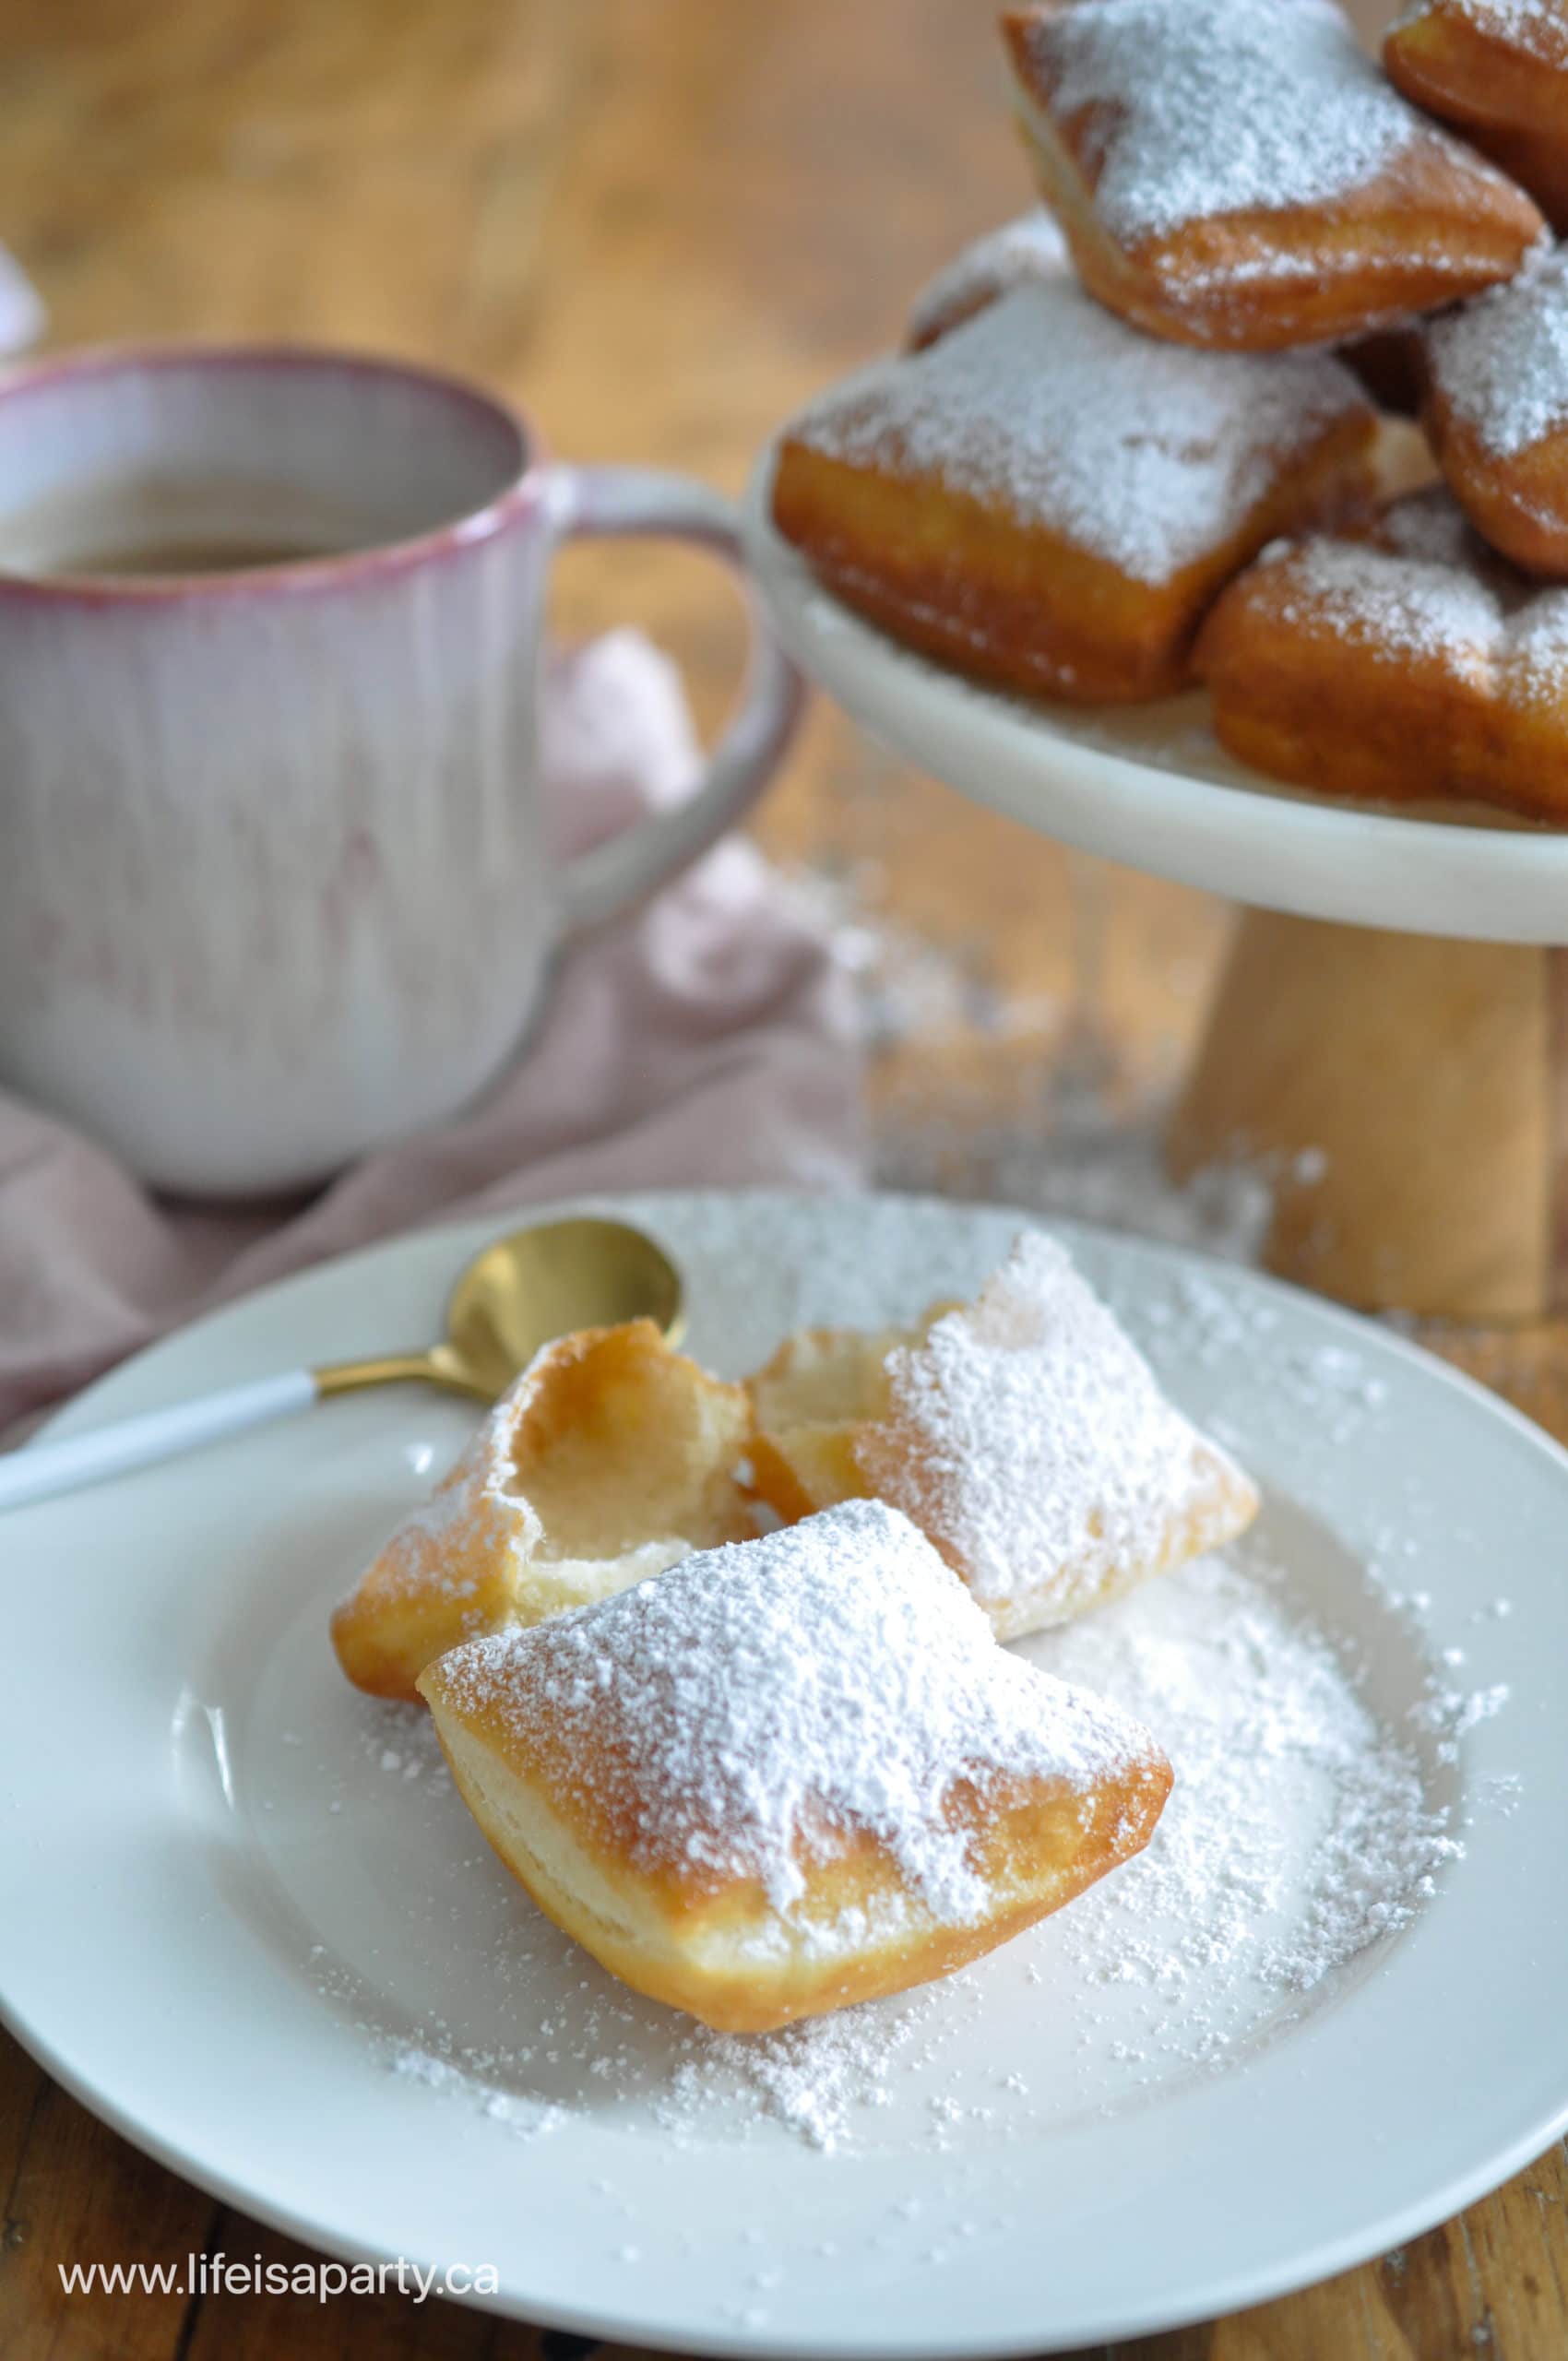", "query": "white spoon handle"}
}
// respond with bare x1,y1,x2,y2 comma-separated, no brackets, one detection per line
0,1370,318,1510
